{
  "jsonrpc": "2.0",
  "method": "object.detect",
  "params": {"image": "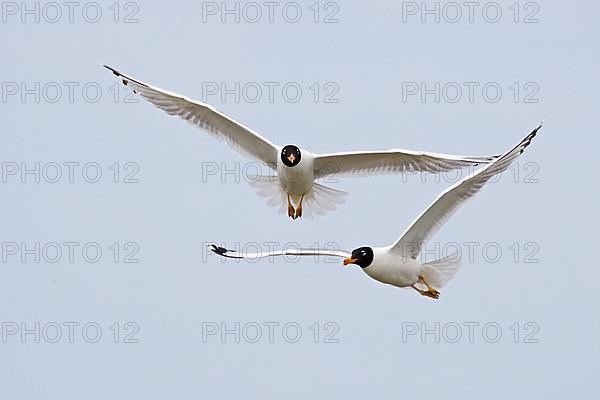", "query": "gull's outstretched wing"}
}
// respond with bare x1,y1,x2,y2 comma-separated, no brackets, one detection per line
104,65,279,167
208,244,351,260
390,124,541,259
313,149,498,179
